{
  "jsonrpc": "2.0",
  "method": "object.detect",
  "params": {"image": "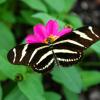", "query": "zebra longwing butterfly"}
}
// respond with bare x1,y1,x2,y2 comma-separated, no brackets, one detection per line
7,26,100,73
